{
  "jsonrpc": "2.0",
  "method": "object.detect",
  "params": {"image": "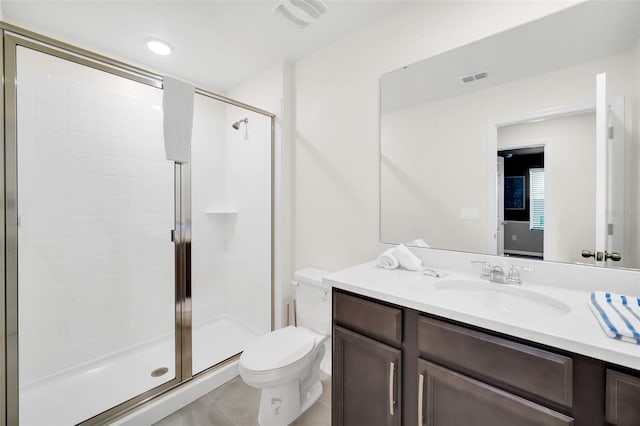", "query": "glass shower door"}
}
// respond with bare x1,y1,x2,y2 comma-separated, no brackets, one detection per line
190,93,272,375
13,45,177,424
